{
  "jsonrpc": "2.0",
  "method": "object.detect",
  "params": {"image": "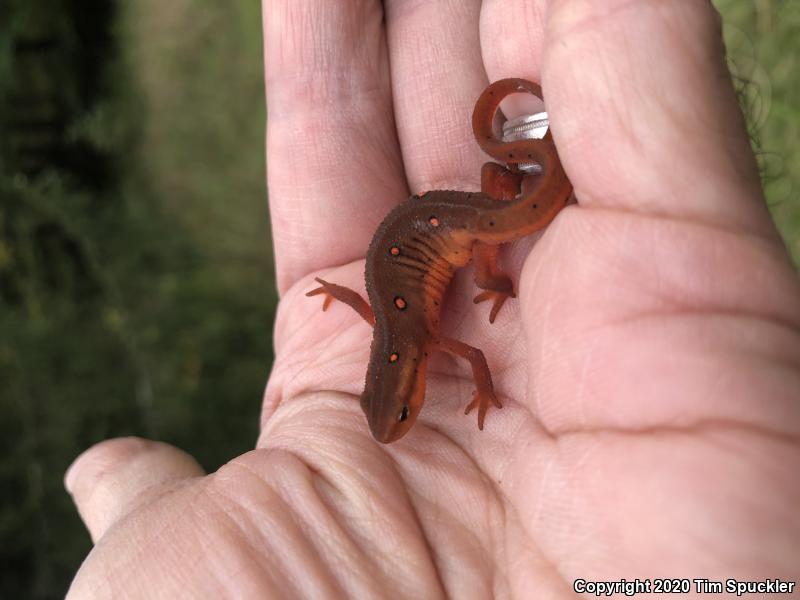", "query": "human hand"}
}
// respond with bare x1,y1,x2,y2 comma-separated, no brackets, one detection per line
67,1,800,597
